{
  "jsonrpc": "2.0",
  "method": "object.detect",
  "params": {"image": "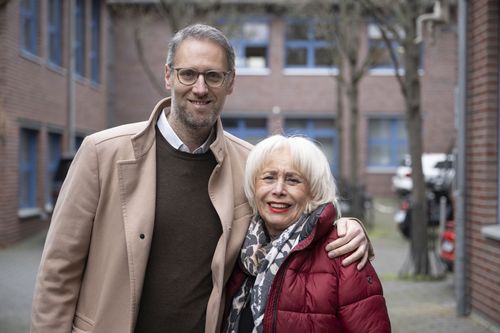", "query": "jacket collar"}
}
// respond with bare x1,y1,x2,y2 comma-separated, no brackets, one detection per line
293,203,338,251
131,97,226,163
130,97,168,159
